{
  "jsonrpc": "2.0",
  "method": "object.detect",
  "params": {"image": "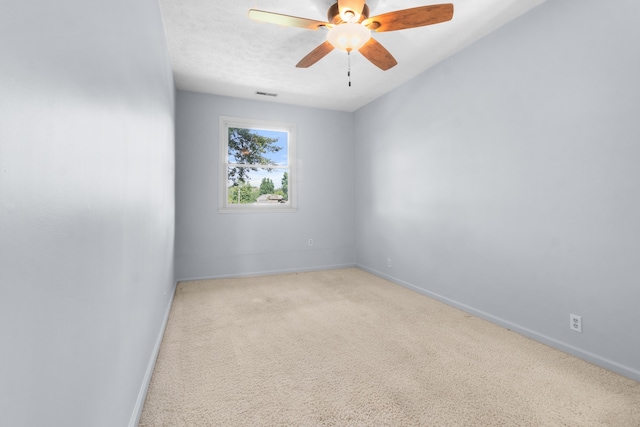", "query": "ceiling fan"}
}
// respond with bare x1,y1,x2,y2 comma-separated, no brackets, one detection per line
248,0,454,71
